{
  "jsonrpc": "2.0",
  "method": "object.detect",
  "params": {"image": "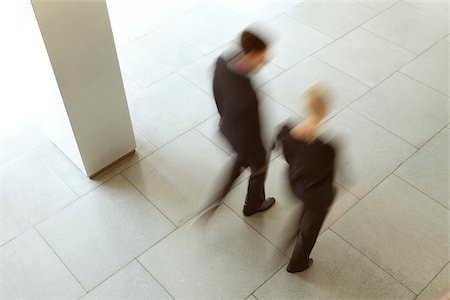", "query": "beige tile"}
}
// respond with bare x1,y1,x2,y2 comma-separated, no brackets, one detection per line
404,0,449,21
332,175,449,293
128,73,215,147
325,109,416,197
351,72,448,147
220,1,301,23
164,5,249,54
288,1,378,38
36,131,156,197
260,57,369,119
265,14,333,69
82,261,172,299
0,153,76,246
107,0,188,41
401,41,449,96
255,230,415,300
358,0,401,11
123,130,230,225
138,205,288,299
396,128,449,208
117,30,202,87
417,264,450,300
315,28,415,87
36,175,175,290
0,230,85,299
363,2,448,54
